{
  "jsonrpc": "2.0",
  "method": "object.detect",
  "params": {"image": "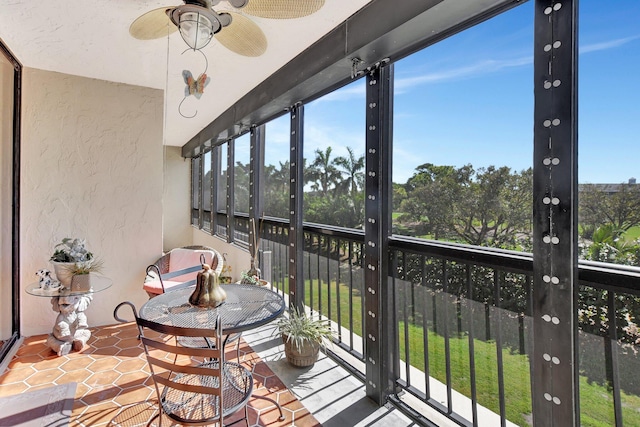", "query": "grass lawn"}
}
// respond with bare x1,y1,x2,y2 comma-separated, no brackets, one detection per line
624,226,640,241
275,277,640,426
